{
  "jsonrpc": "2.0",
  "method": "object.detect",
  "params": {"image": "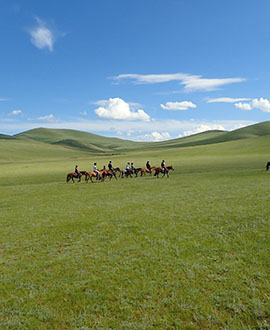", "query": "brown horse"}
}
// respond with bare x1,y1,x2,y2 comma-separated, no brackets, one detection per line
66,172,81,183
140,166,156,176
105,169,118,180
85,171,100,183
120,168,139,178
154,166,174,178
